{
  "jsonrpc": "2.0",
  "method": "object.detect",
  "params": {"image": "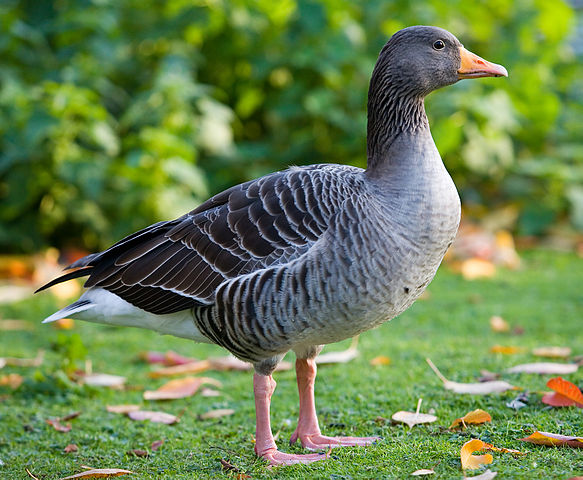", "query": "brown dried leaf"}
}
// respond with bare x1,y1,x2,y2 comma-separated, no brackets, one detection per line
200,408,235,420
64,444,79,453
0,373,23,389
150,440,164,451
482,442,527,455
83,373,126,388
61,411,82,421
106,404,141,414
505,362,578,375
220,459,251,478
532,346,572,359
426,358,515,395
489,315,509,332
127,410,179,424
490,345,525,355
143,376,221,400
46,419,72,432
59,468,134,479
370,355,391,366
460,439,493,470
127,449,148,457
316,336,359,364
450,409,492,429
519,431,583,448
